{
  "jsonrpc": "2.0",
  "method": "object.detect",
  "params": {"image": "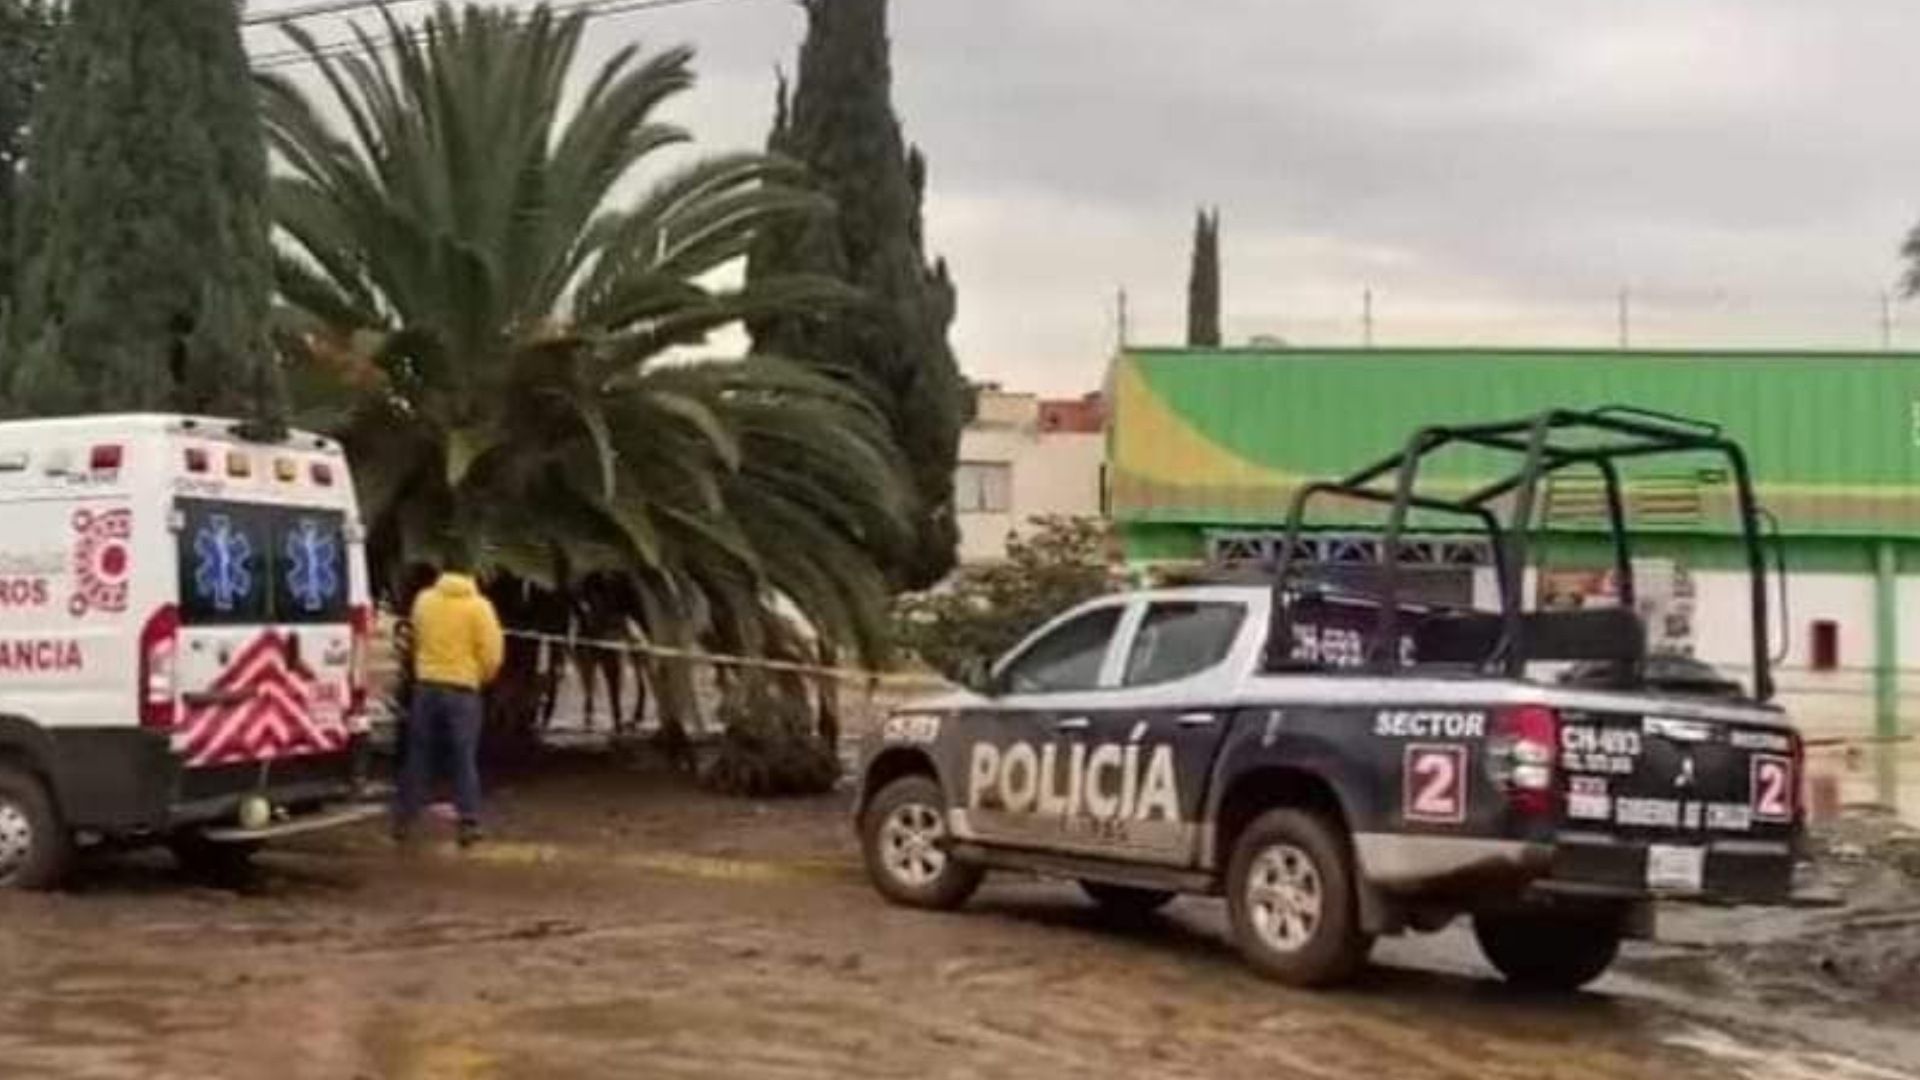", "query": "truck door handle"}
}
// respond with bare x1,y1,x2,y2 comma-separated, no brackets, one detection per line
1054,717,1091,732
1177,711,1217,727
